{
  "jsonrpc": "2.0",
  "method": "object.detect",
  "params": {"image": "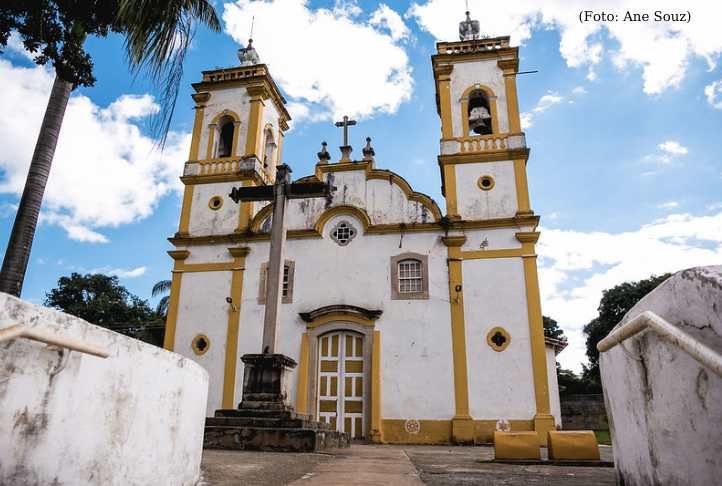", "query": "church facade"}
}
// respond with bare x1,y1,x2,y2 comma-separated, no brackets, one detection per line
162,19,564,445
